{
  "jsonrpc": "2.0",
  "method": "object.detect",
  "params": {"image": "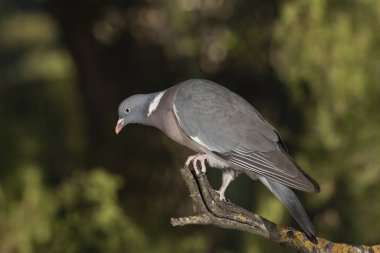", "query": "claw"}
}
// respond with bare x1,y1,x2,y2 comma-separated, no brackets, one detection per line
216,190,226,201
192,158,200,174
200,158,206,173
185,153,208,175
